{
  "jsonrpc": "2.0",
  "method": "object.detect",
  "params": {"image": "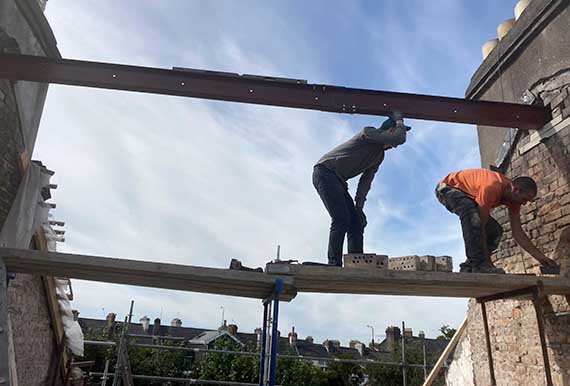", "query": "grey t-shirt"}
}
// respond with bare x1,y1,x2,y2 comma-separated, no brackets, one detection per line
315,125,406,209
